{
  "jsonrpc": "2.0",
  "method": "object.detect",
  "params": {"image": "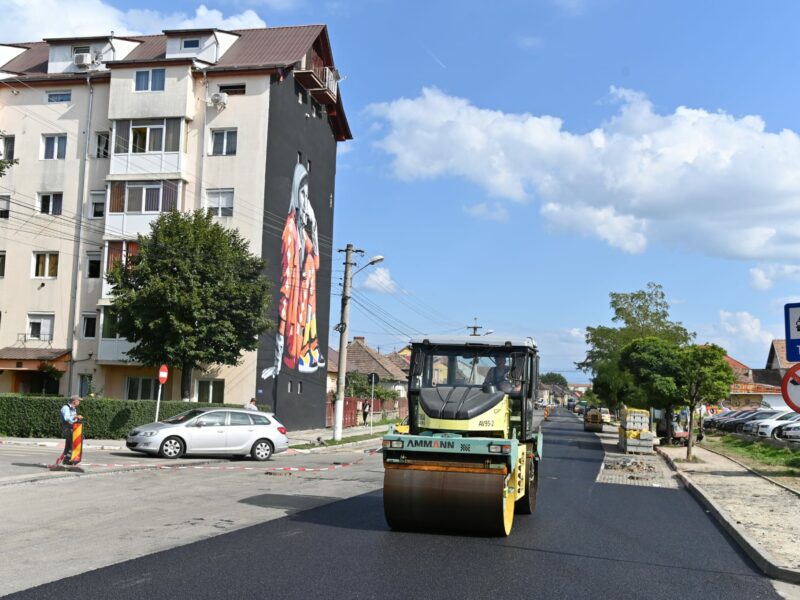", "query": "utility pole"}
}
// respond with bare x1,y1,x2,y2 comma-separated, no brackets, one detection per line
467,317,483,336
333,245,385,441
